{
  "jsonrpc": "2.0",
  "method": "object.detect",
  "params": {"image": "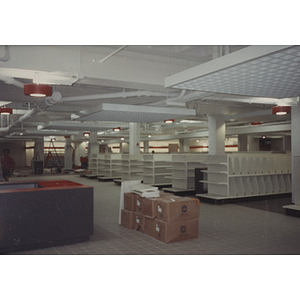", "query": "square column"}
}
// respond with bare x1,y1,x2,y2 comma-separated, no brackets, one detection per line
64,136,73,170
283,104,300,216
208,115,225,155
179,139,190,152
129,123,140,155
